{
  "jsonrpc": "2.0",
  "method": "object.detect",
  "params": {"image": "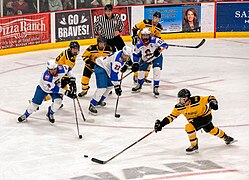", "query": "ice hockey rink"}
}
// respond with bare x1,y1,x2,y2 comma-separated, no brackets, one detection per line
0,38,249,180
